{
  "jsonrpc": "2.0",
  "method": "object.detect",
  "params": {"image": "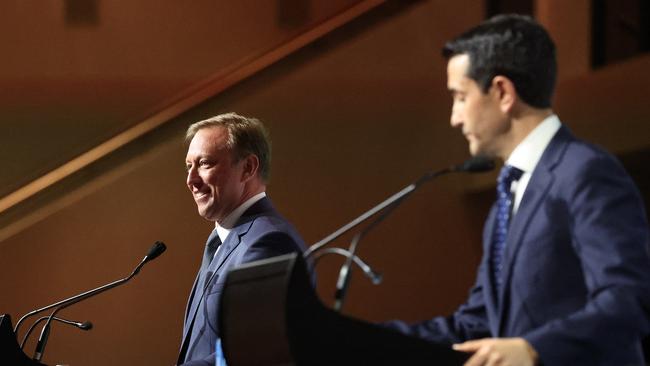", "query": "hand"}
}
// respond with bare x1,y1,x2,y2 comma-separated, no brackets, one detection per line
453,337,538,366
